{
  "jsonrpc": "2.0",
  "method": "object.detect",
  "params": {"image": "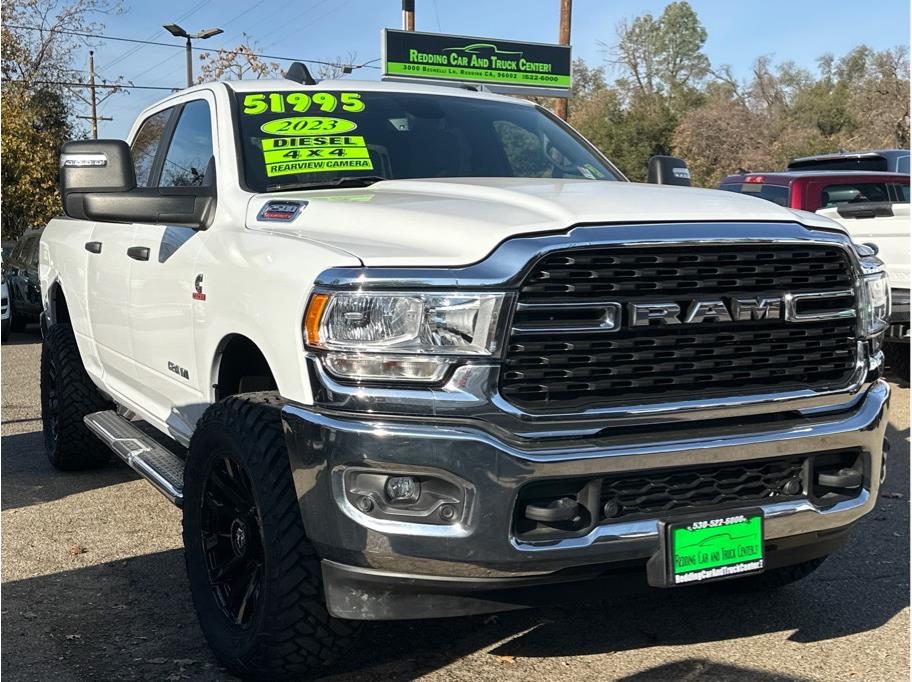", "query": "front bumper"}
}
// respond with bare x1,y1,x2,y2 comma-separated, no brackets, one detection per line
282,379,890,620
